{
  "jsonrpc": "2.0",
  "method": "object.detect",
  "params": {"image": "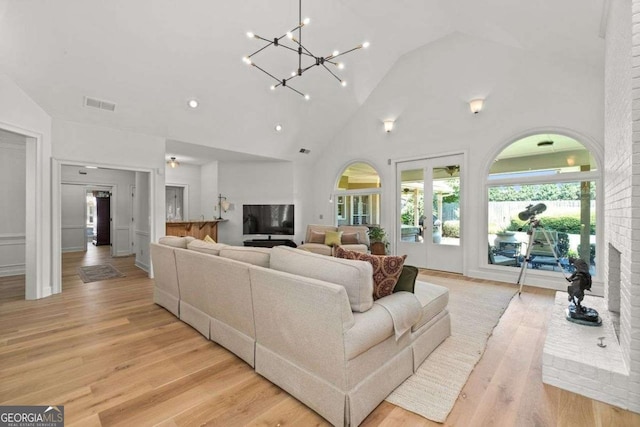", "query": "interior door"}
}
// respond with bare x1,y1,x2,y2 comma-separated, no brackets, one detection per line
95,193,111,246
397,154,463,273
